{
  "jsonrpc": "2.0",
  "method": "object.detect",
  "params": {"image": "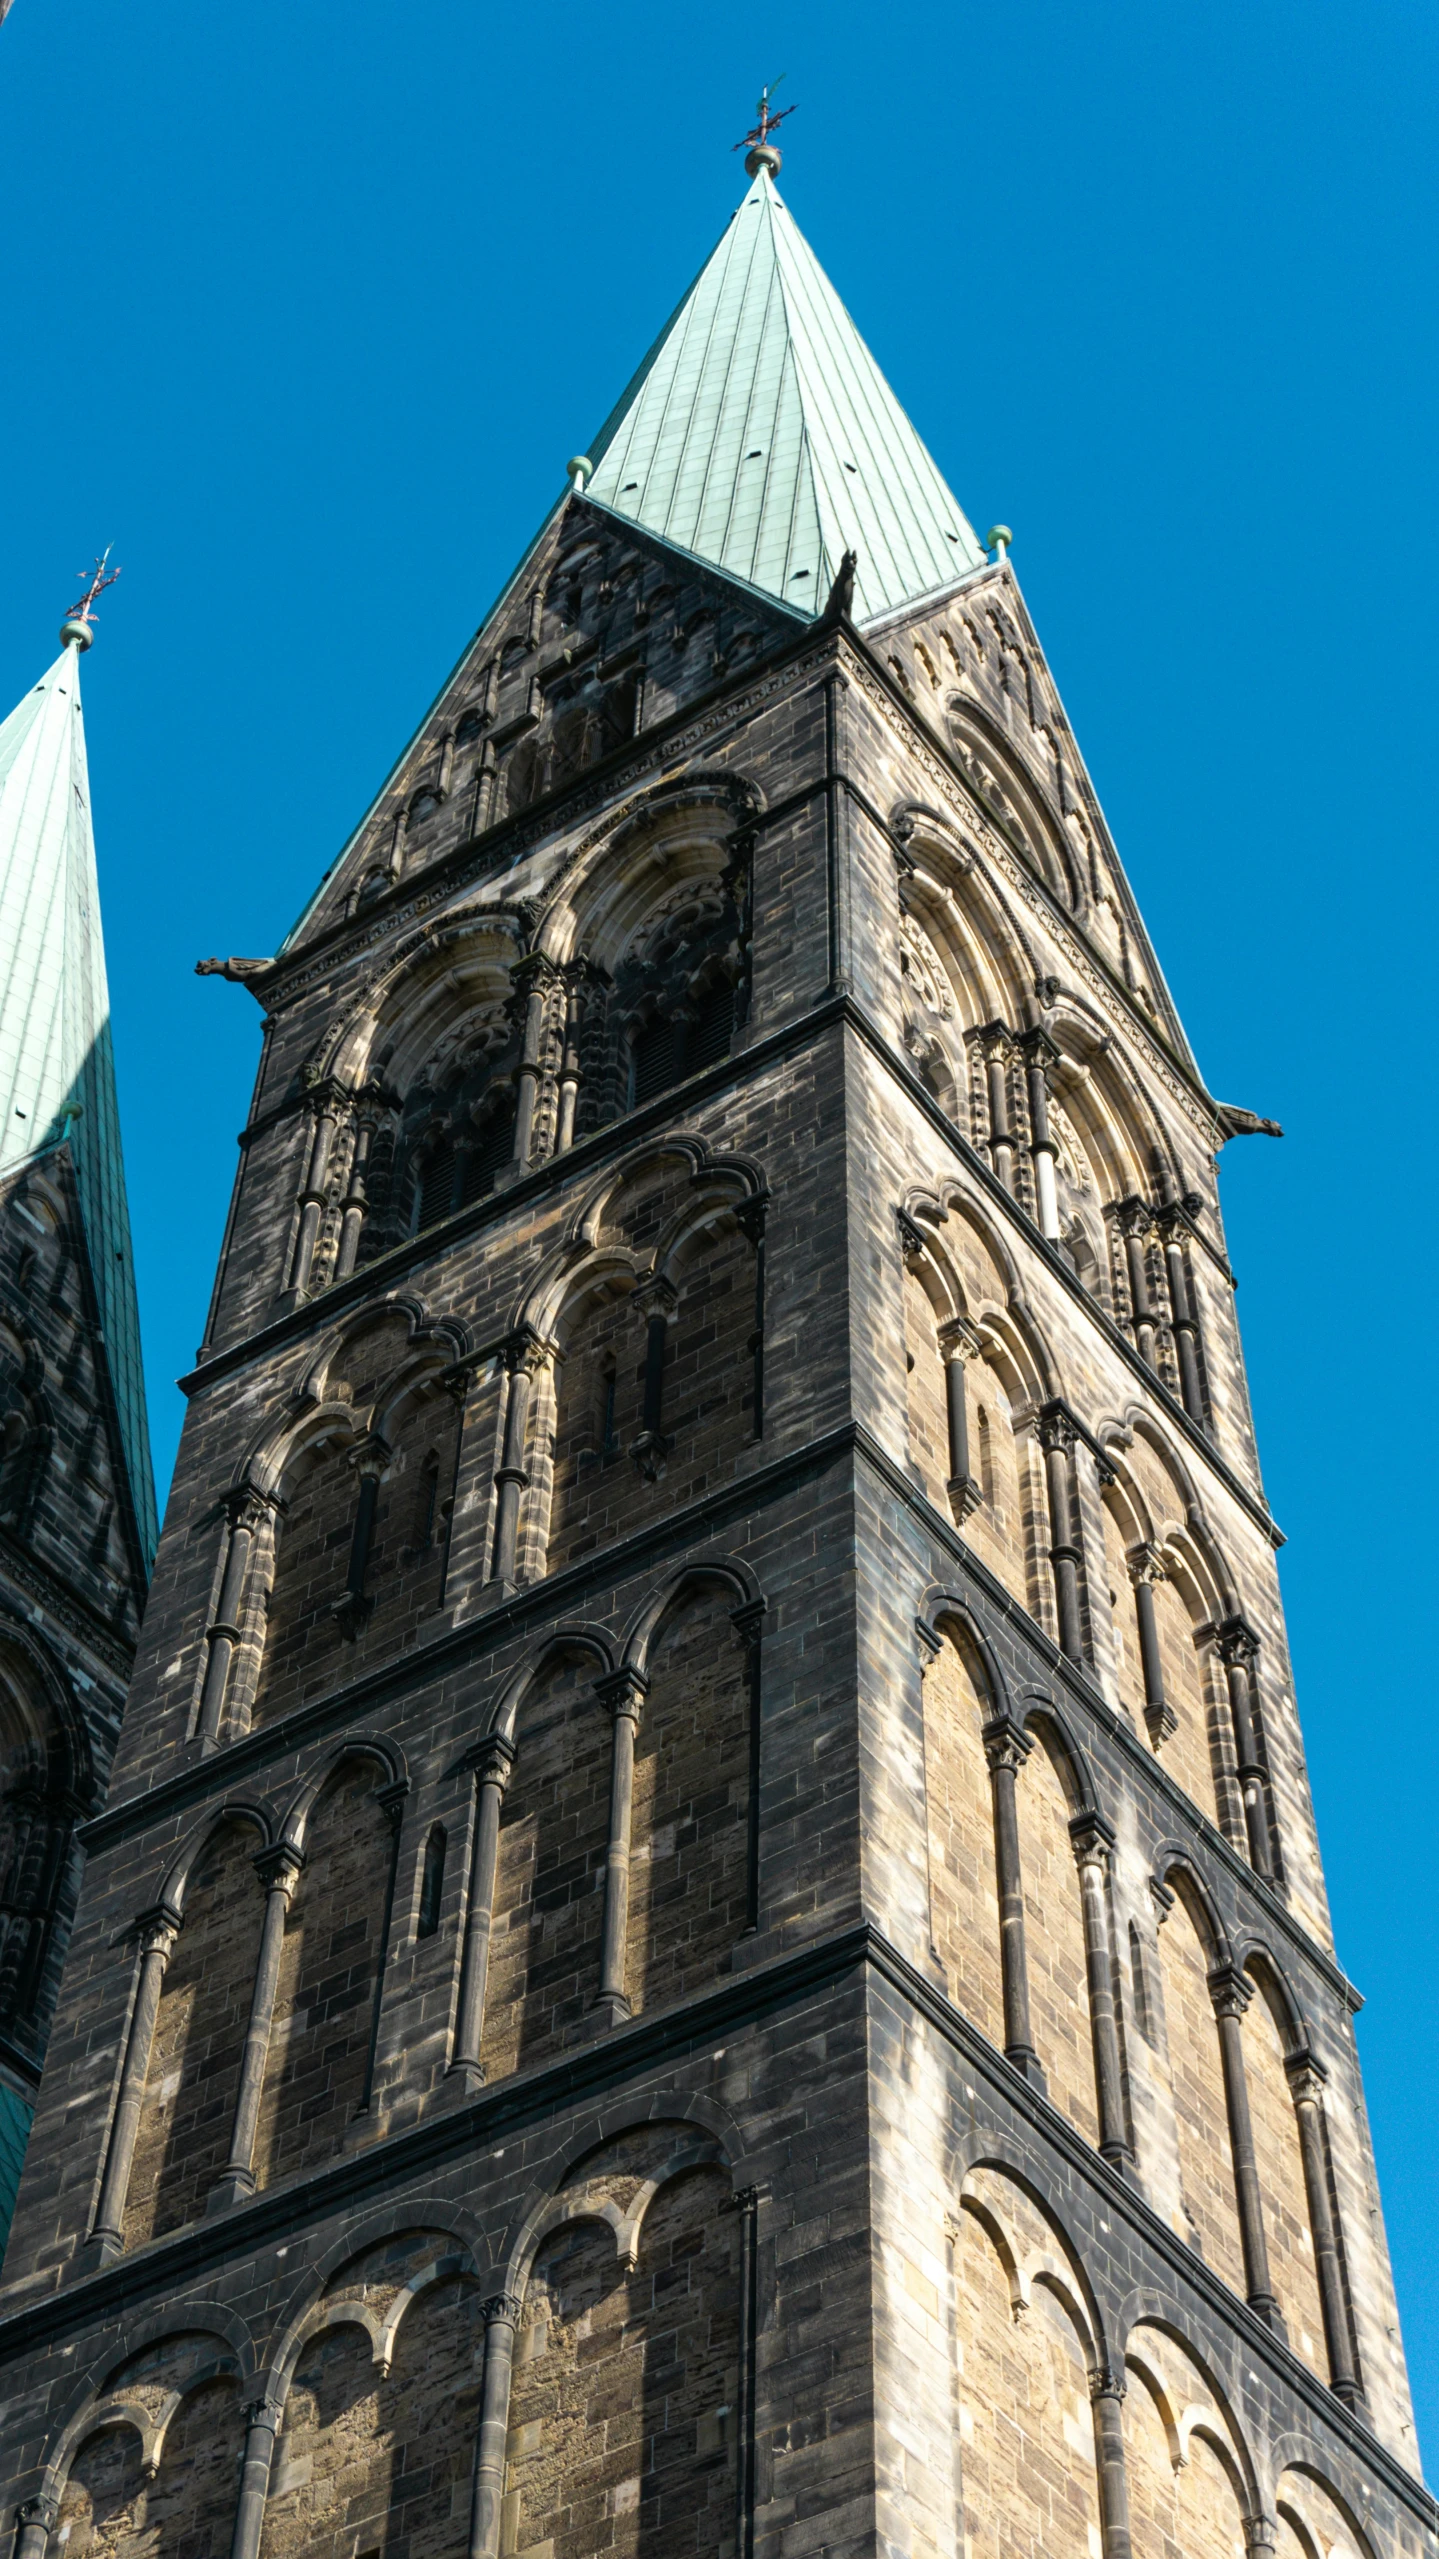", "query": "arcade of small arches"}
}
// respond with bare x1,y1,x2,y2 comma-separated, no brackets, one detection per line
82,1558,1360,2435
24,2126,1384,2559
279,771,1219,1476
917,1599,1361,2414
85,1561,762,2276
900,1184,1283,1887
892,795,1220,1430
278,781,757,1305
193,1145,765,1746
